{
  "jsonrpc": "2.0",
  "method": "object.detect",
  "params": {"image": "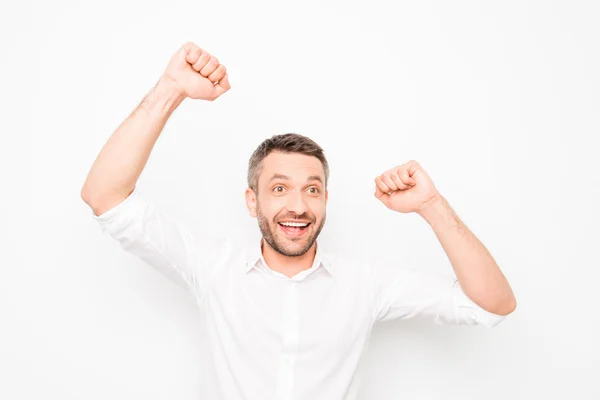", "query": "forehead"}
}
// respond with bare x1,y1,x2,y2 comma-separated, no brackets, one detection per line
260,151,324,184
